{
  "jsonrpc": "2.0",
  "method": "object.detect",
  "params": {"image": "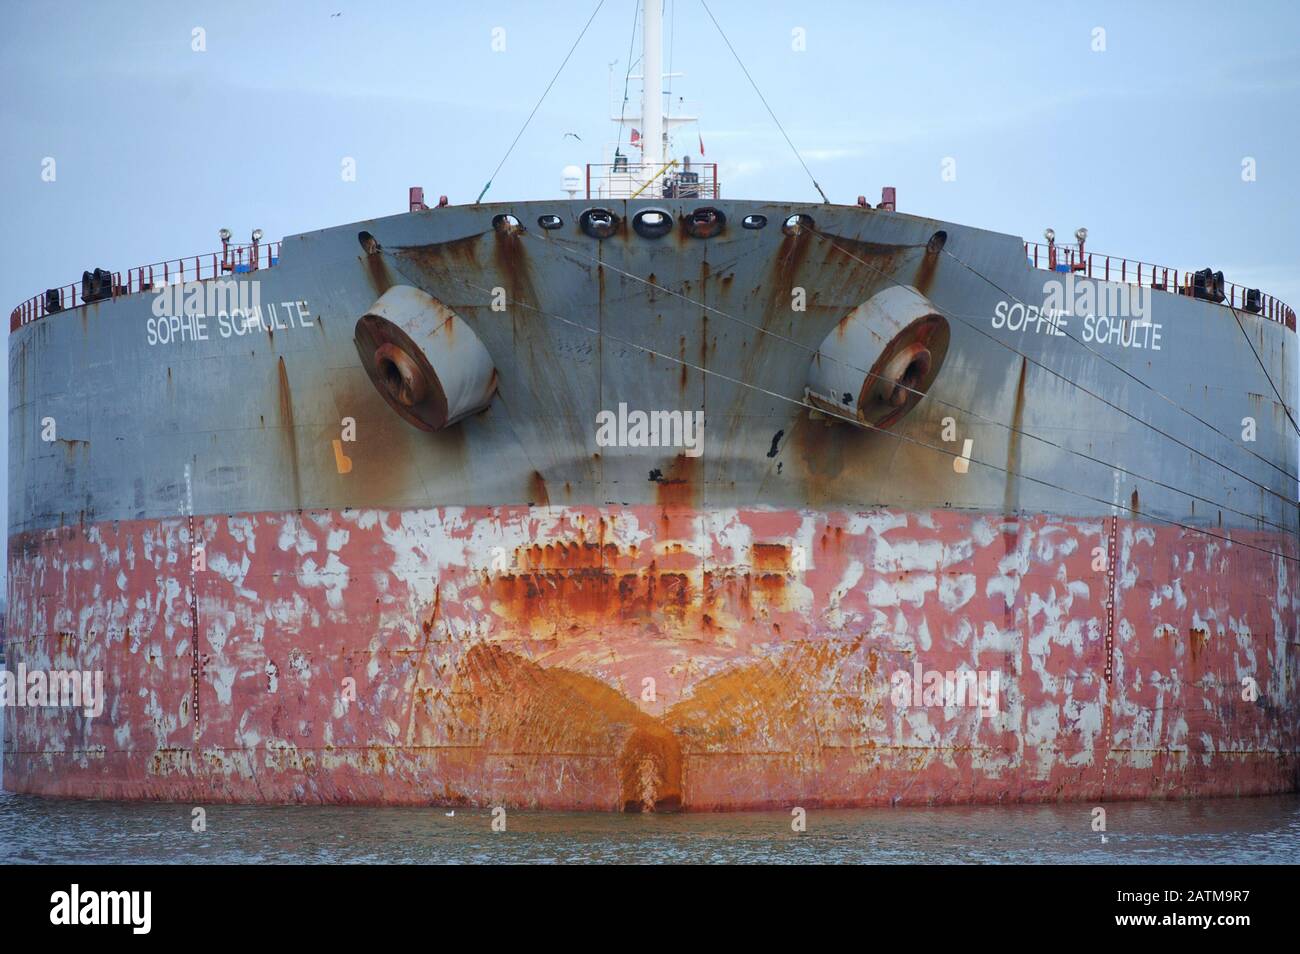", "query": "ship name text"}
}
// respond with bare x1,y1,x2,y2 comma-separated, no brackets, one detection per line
147,297,314,346
147,279,313,345
992,301,1163,351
